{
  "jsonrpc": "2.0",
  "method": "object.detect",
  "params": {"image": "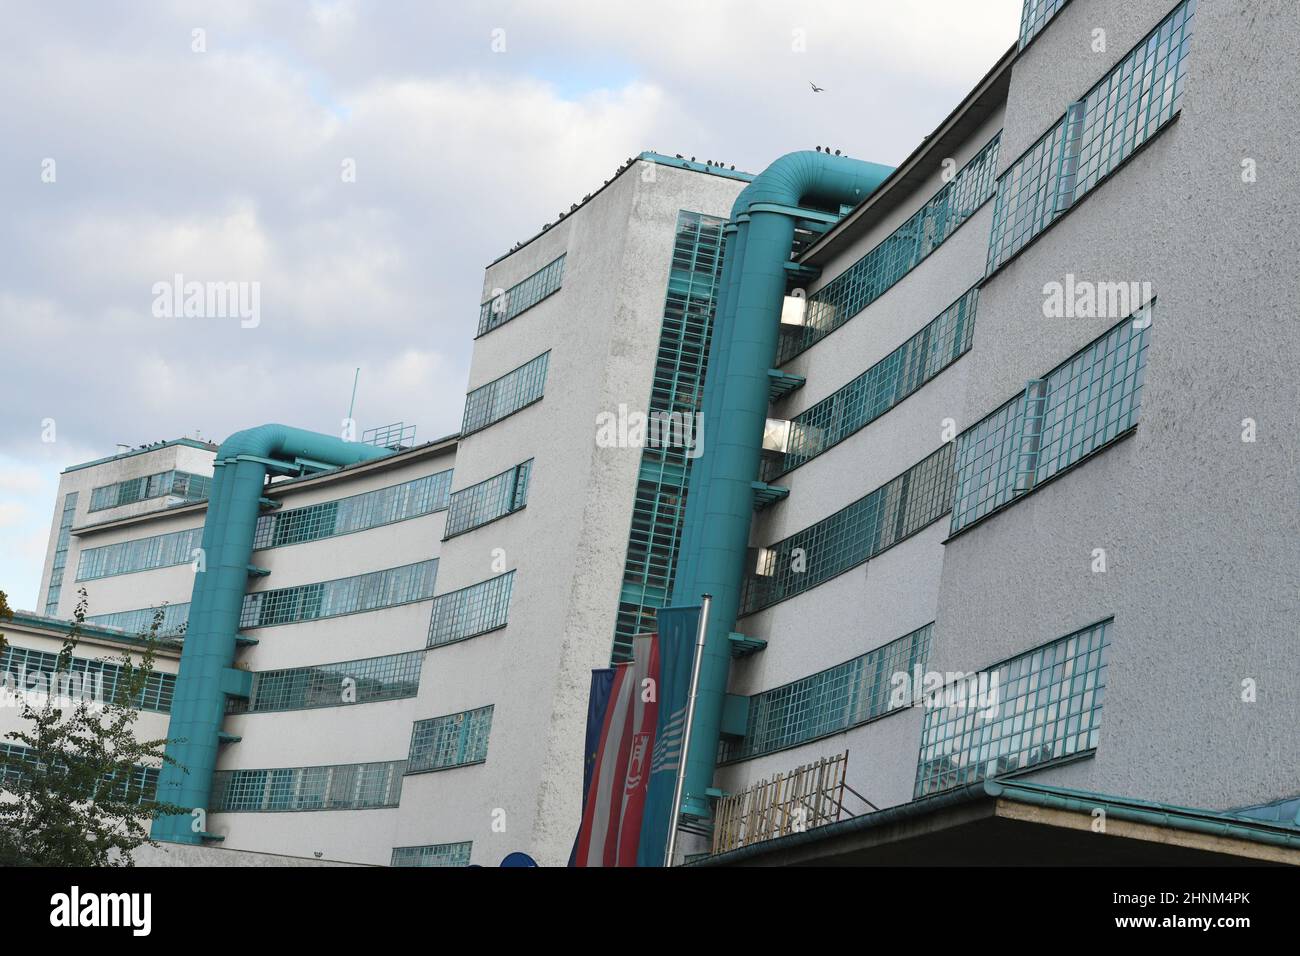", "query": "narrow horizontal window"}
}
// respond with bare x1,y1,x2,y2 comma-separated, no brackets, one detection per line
211,760,405,812
461,352,550,436
89,469,211,512
0,742,160,803
231,650,424,714
239,559,438,629
950,314,1149,534
443,461,532,538
427,571,515,648
478,255,565,336
253,470,452,550
76,527,203,581
721,624,933,763
742,444,955,615
87,602,189,638
768,286,978,479
391,841,473,867
0,643,176,713
407,705,494,773
988,0,1198,272
779,133,1001,364
914,618,1112,797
